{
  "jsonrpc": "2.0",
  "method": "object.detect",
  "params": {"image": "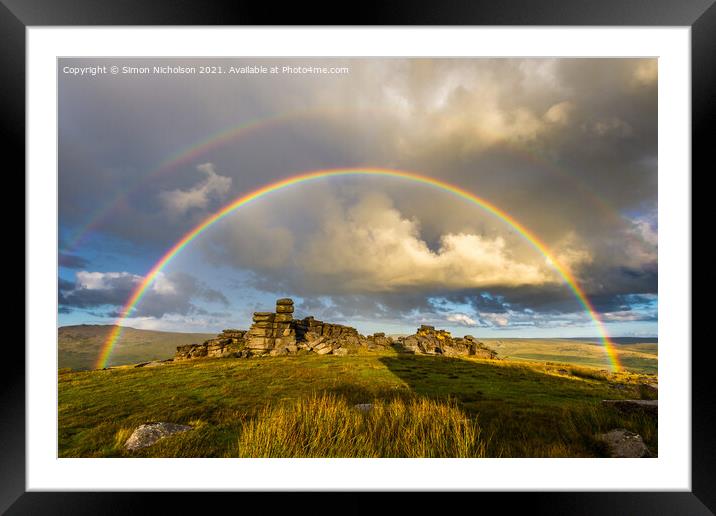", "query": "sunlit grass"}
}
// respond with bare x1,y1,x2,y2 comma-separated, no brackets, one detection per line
234,393,486,458
58,353,657,458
